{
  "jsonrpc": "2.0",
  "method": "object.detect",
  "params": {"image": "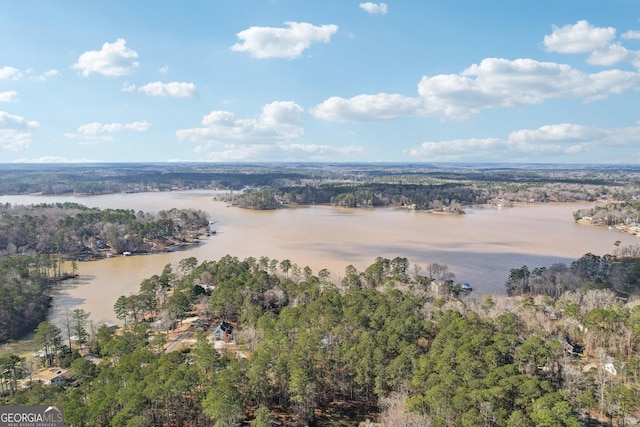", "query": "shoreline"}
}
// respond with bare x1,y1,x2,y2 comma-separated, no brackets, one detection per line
576,217,640,236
